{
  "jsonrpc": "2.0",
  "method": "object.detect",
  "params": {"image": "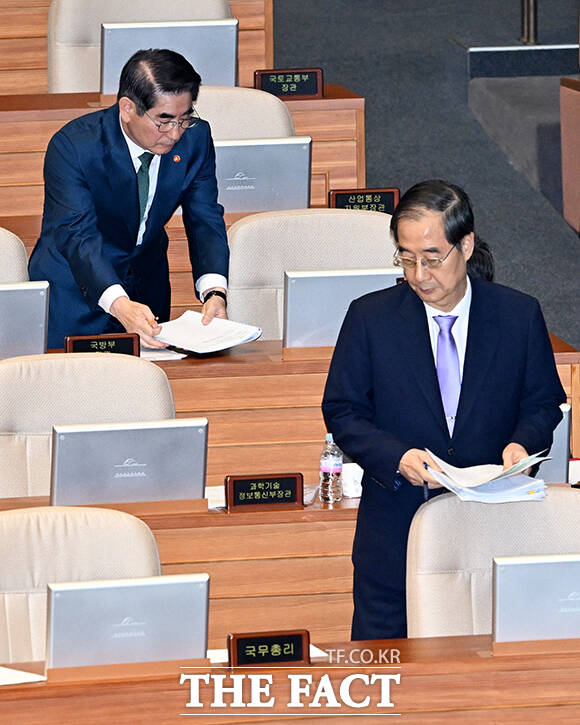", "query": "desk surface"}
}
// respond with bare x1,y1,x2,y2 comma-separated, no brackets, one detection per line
2,636,580,722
